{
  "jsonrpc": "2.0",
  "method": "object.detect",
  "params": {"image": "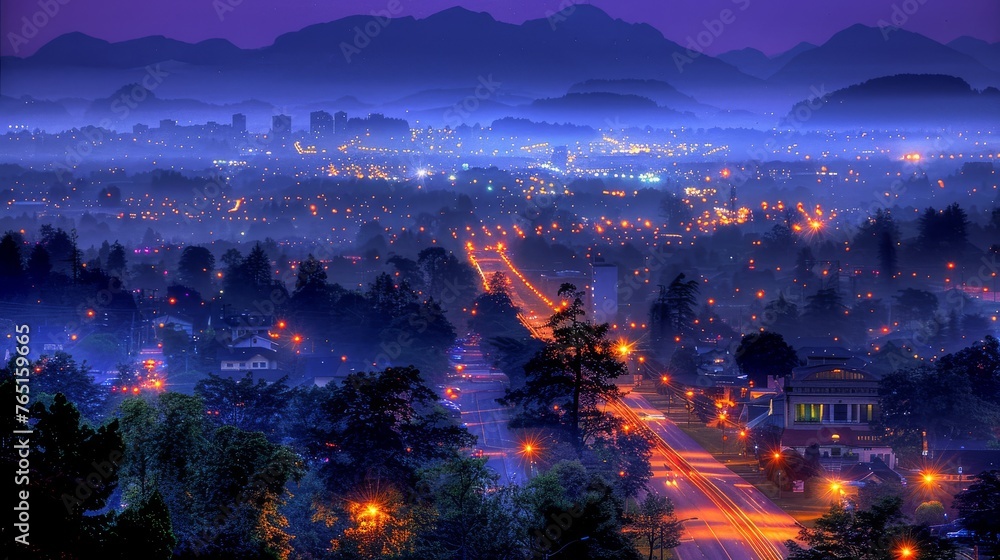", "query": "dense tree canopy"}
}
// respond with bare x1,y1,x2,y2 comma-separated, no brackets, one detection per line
786,496,956,560
308,366,475,496
878,337,1000,456
501,284,627,455
953,470,1000,549
735,331,800,387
